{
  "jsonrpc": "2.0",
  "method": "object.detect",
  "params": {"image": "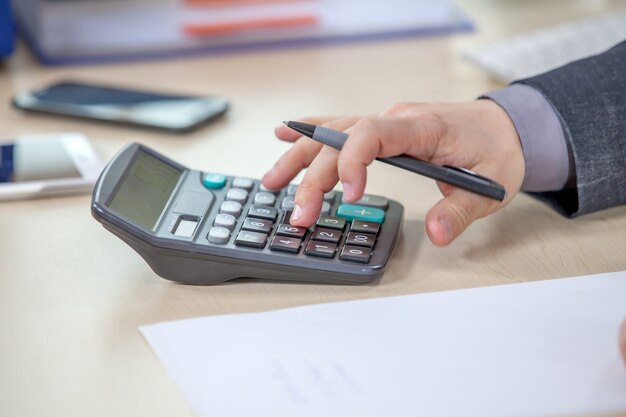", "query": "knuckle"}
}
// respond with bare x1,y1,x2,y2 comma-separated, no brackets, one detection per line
417,112,446,136
384,101,416,115
448,201,474,230
296,179,318,193
352,116,376,133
